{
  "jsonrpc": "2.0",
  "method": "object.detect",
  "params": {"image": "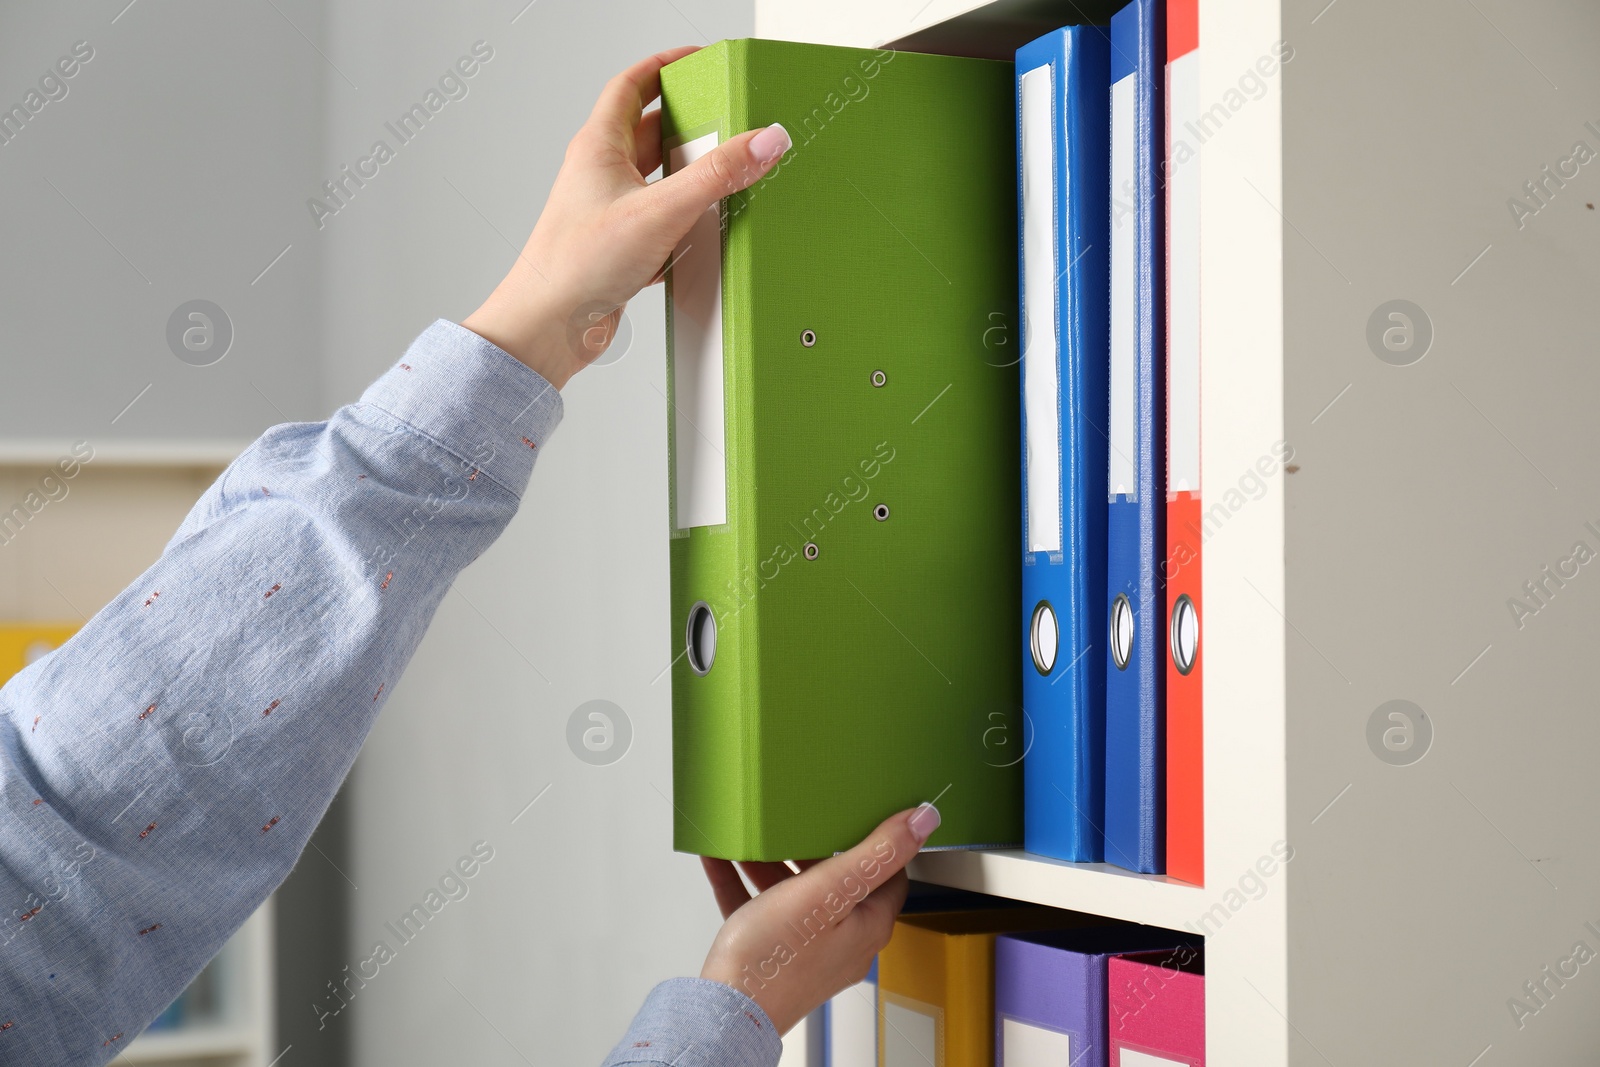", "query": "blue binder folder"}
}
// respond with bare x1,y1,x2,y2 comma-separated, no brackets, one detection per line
1105,0,1165,874
1016,26,1111,863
